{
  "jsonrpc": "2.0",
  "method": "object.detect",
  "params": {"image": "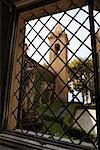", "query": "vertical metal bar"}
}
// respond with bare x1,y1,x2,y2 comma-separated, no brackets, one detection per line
88,0,100,148
17,33,25,126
